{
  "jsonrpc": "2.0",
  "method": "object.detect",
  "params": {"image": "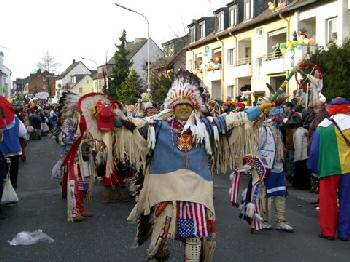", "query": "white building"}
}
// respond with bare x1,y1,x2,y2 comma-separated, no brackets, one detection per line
0,51,12,98
104,38,164,87
55,59,91,98
295,0,350,49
